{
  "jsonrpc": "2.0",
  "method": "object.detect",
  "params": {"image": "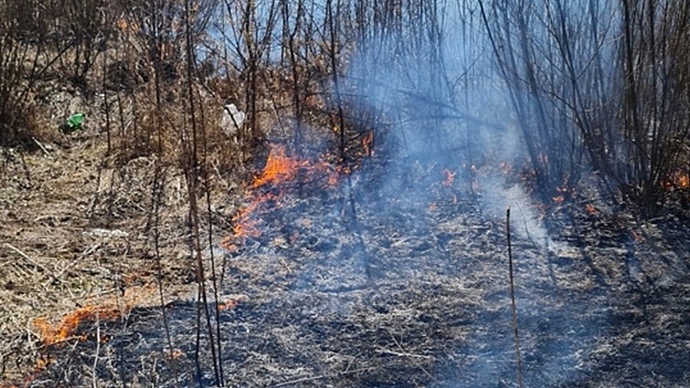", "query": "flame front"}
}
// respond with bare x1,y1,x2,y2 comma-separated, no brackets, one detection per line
221,144,342,251
442,169,456,187
251,145,309,189
665,170,690,190
34,305,126,346
362,131,374,157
